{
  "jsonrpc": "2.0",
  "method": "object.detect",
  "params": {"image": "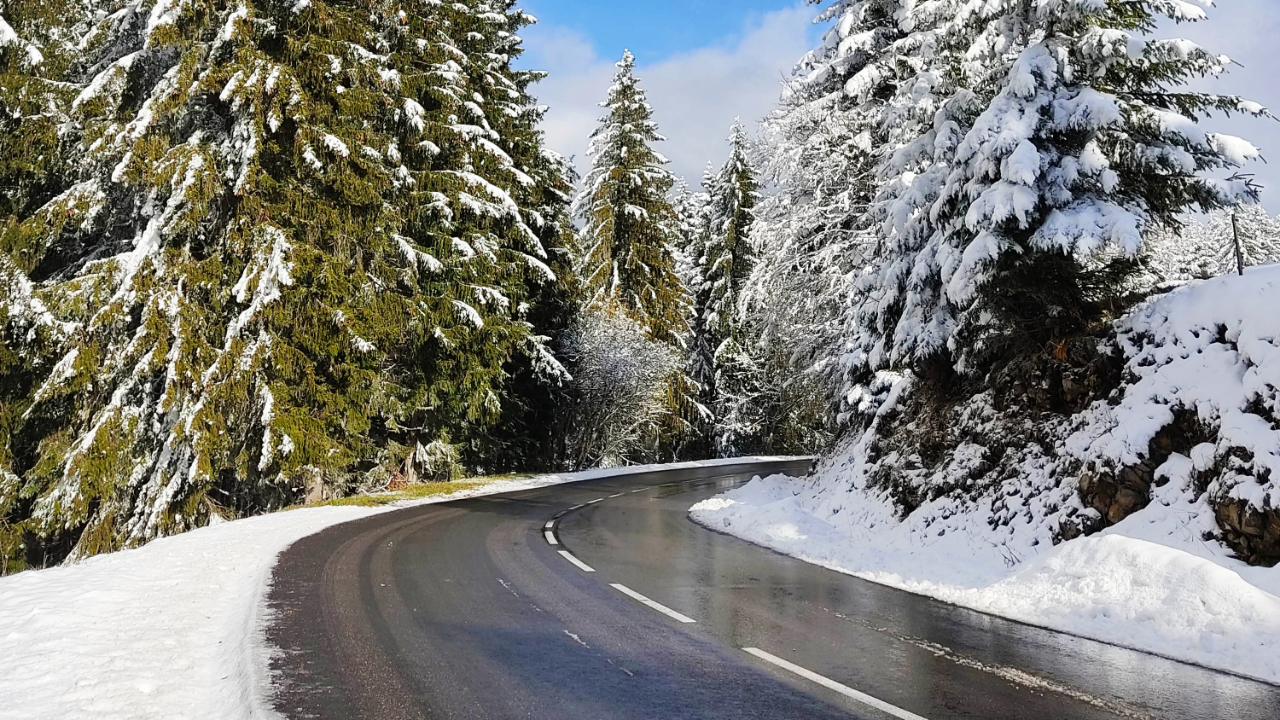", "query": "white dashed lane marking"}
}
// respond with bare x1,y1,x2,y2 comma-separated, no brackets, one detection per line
558,550,595,573
610,584,696,624
544,520,555,529
544,531,558,546
742,648,928,720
